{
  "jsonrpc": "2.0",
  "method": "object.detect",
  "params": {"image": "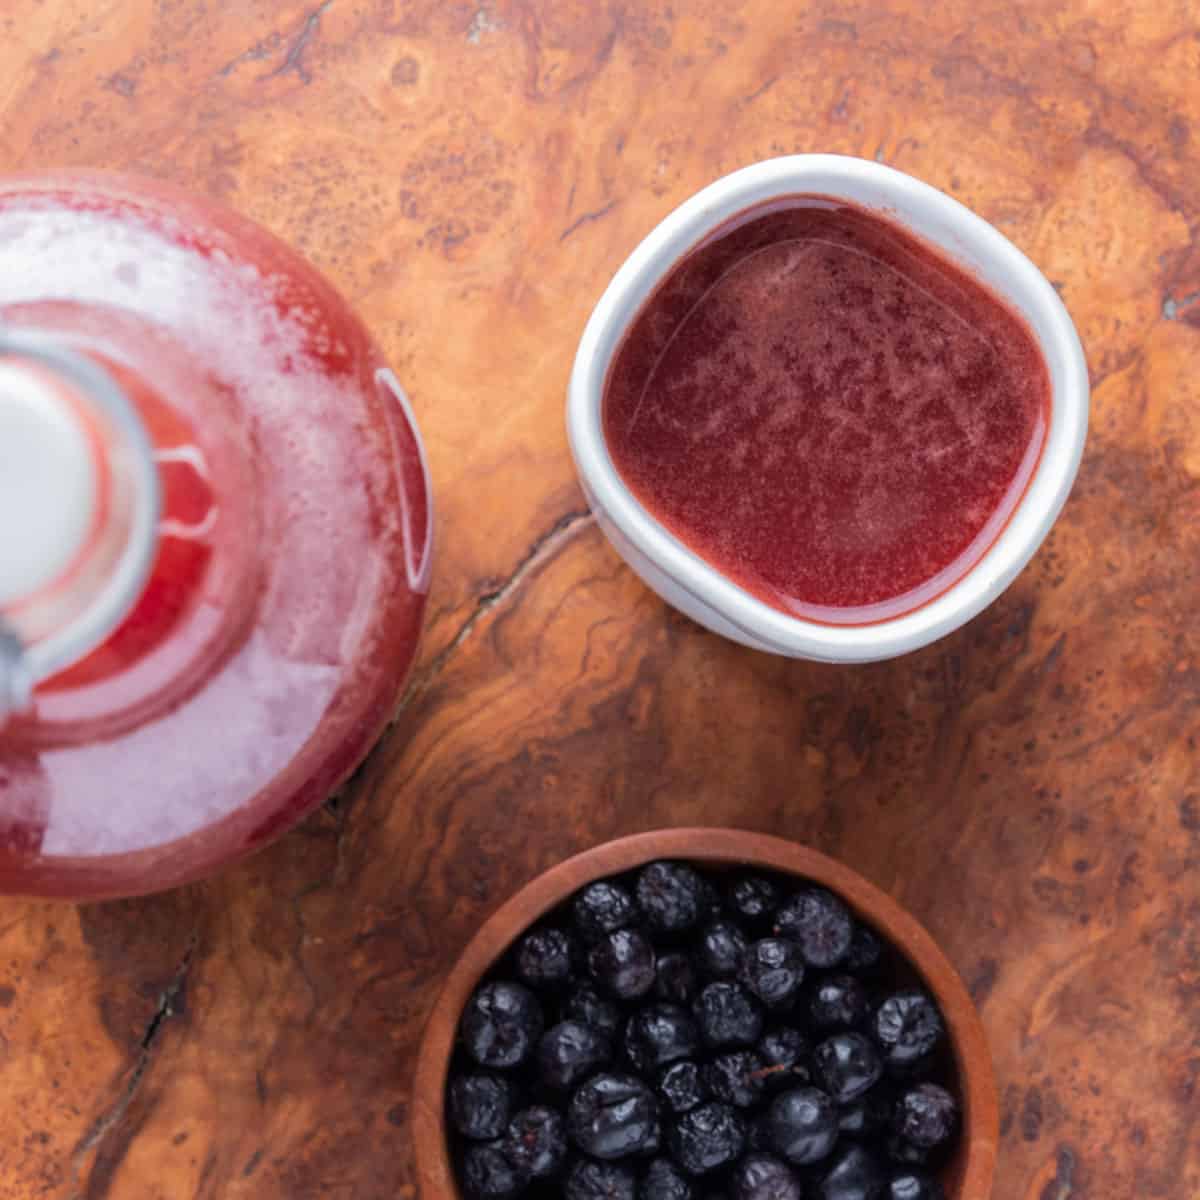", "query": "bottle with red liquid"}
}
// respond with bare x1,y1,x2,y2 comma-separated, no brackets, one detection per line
0,171,432,899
